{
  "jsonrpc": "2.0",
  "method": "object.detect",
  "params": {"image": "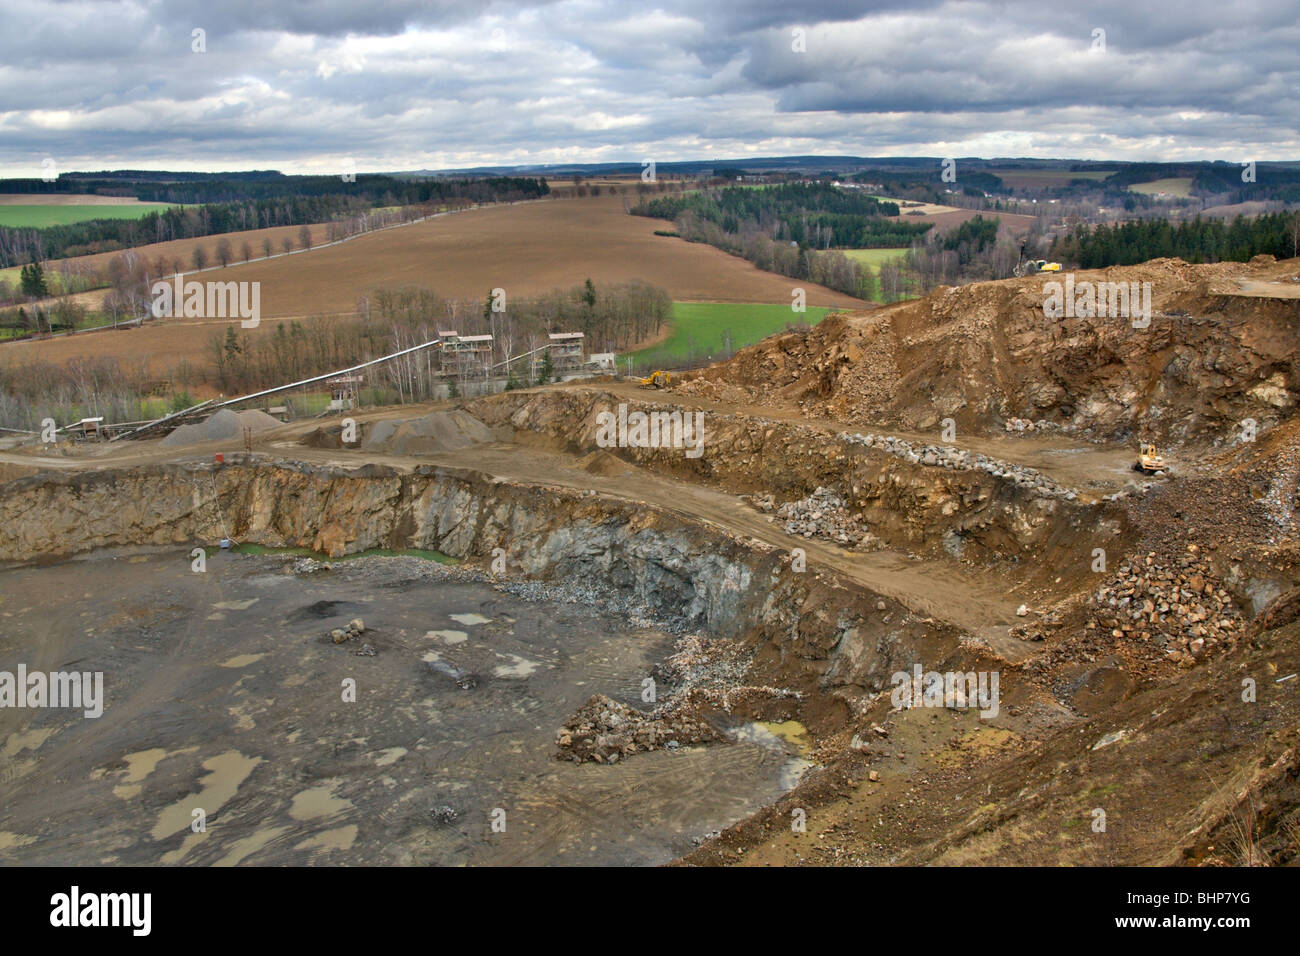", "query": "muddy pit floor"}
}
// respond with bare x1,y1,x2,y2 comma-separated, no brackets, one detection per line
0,550,806,866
